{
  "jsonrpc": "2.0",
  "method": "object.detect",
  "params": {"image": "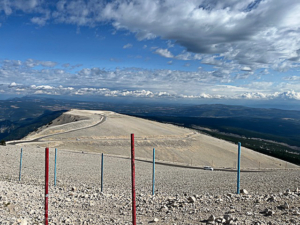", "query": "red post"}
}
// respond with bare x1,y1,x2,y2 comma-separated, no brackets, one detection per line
131,134,136,225
45,147,49,225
